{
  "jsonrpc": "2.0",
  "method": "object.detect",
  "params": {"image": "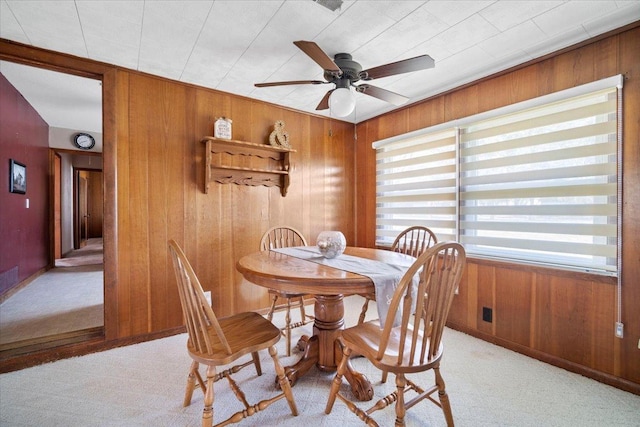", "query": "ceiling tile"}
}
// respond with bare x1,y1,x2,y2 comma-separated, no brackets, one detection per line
533,1,619,37
354,5,451,66
478,20,546,59
137,1,213,78
358,0,426,22
429,13,500,56
312,1,399,55
181,1,282,85
77,1,144,69
479,1,563,31
393,44,493,101
424,0,495,26
5,0,87,57
0,1,29,43
522,25,590,58
582,1,640,36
